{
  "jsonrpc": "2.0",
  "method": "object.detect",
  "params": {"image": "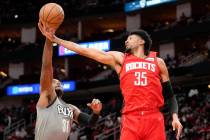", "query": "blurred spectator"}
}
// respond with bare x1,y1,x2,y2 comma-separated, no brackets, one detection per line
28,100,36,114
104,116,114,128
54,65,67,81
19,127,27,138
15,128,21,138
179,13,188,25
165,54,177,74
6,113,12,127
0,124,4,140
205,36,210,59
188,89,199,97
